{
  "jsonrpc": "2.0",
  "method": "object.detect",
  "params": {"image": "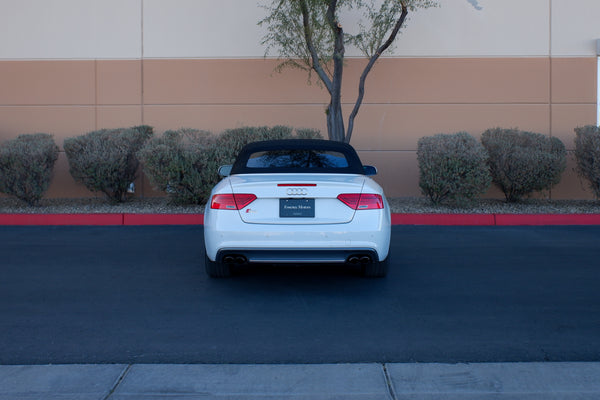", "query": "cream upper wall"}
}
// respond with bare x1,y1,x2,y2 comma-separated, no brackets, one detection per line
386,0,550,57
552,0,600,56
0,0,598,59
0,0,142,59
144,0,549,58
143,0,267,58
